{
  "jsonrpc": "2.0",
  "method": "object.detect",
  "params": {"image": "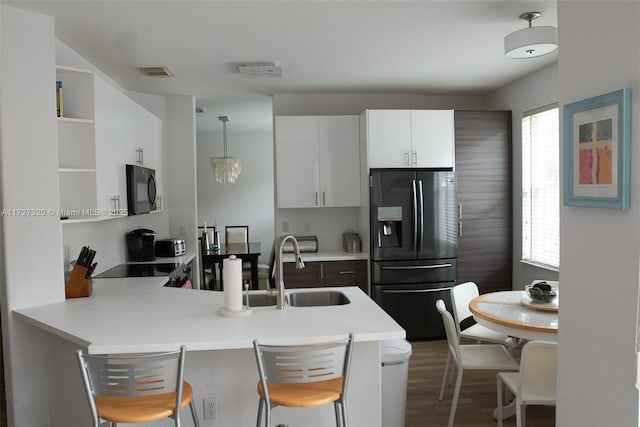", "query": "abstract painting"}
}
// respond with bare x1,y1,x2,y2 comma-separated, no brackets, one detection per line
563,89,631,209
